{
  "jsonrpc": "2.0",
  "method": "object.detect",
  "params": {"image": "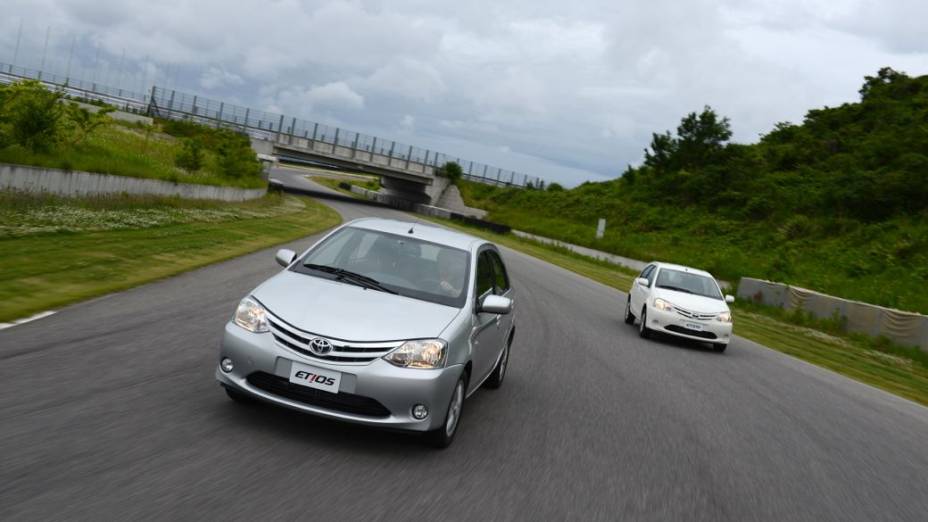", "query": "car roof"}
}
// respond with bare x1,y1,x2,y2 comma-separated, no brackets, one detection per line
346,217,485,251
649,261,714,278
